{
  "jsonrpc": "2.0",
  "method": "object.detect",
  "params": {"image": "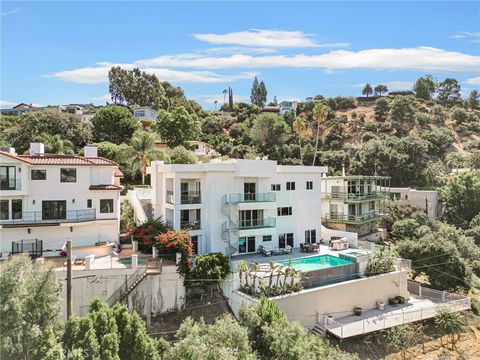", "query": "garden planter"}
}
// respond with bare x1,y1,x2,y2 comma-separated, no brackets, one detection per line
395,296,406,304
388,297,399,306
326,314,334,325
354,307,363,316
377,300,385,310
